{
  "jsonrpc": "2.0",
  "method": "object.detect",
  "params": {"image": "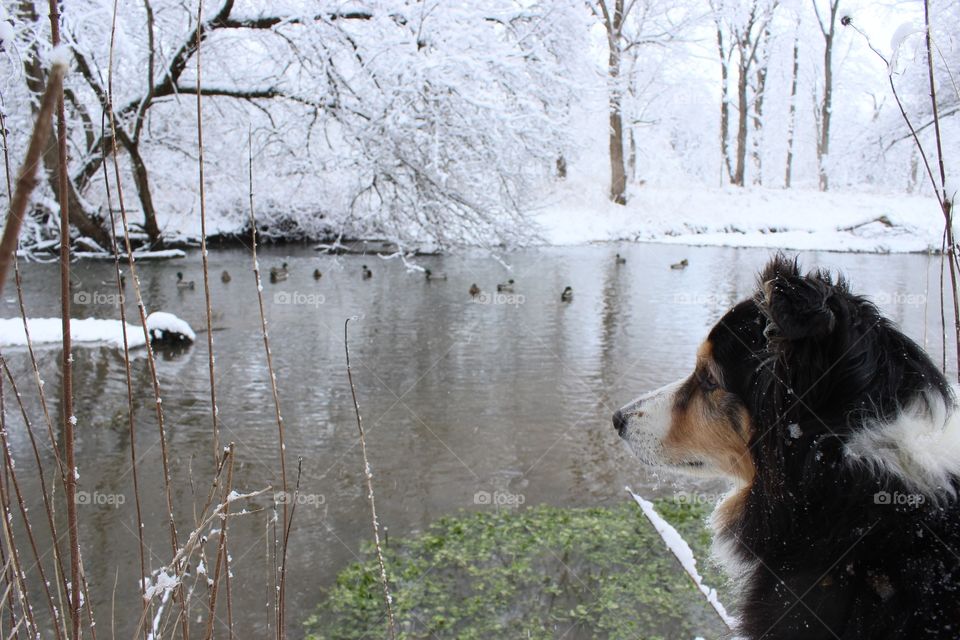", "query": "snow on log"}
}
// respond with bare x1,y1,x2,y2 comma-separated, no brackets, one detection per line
146,311,196,345
0,312,195,348
0,317,146,348
627,487,737,630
